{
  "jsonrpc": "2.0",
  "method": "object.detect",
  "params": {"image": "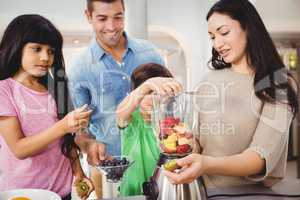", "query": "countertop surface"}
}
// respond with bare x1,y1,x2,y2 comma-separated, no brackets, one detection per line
206,179,300,200
98,179,300,200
